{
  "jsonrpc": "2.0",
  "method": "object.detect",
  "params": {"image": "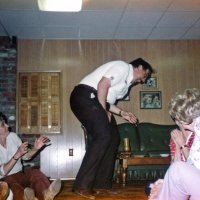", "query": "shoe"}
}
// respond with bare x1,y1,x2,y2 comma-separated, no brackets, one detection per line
0,182,9,200
43,179,61,200
24,187,38,200
93,188,121,195
73,189,95,199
